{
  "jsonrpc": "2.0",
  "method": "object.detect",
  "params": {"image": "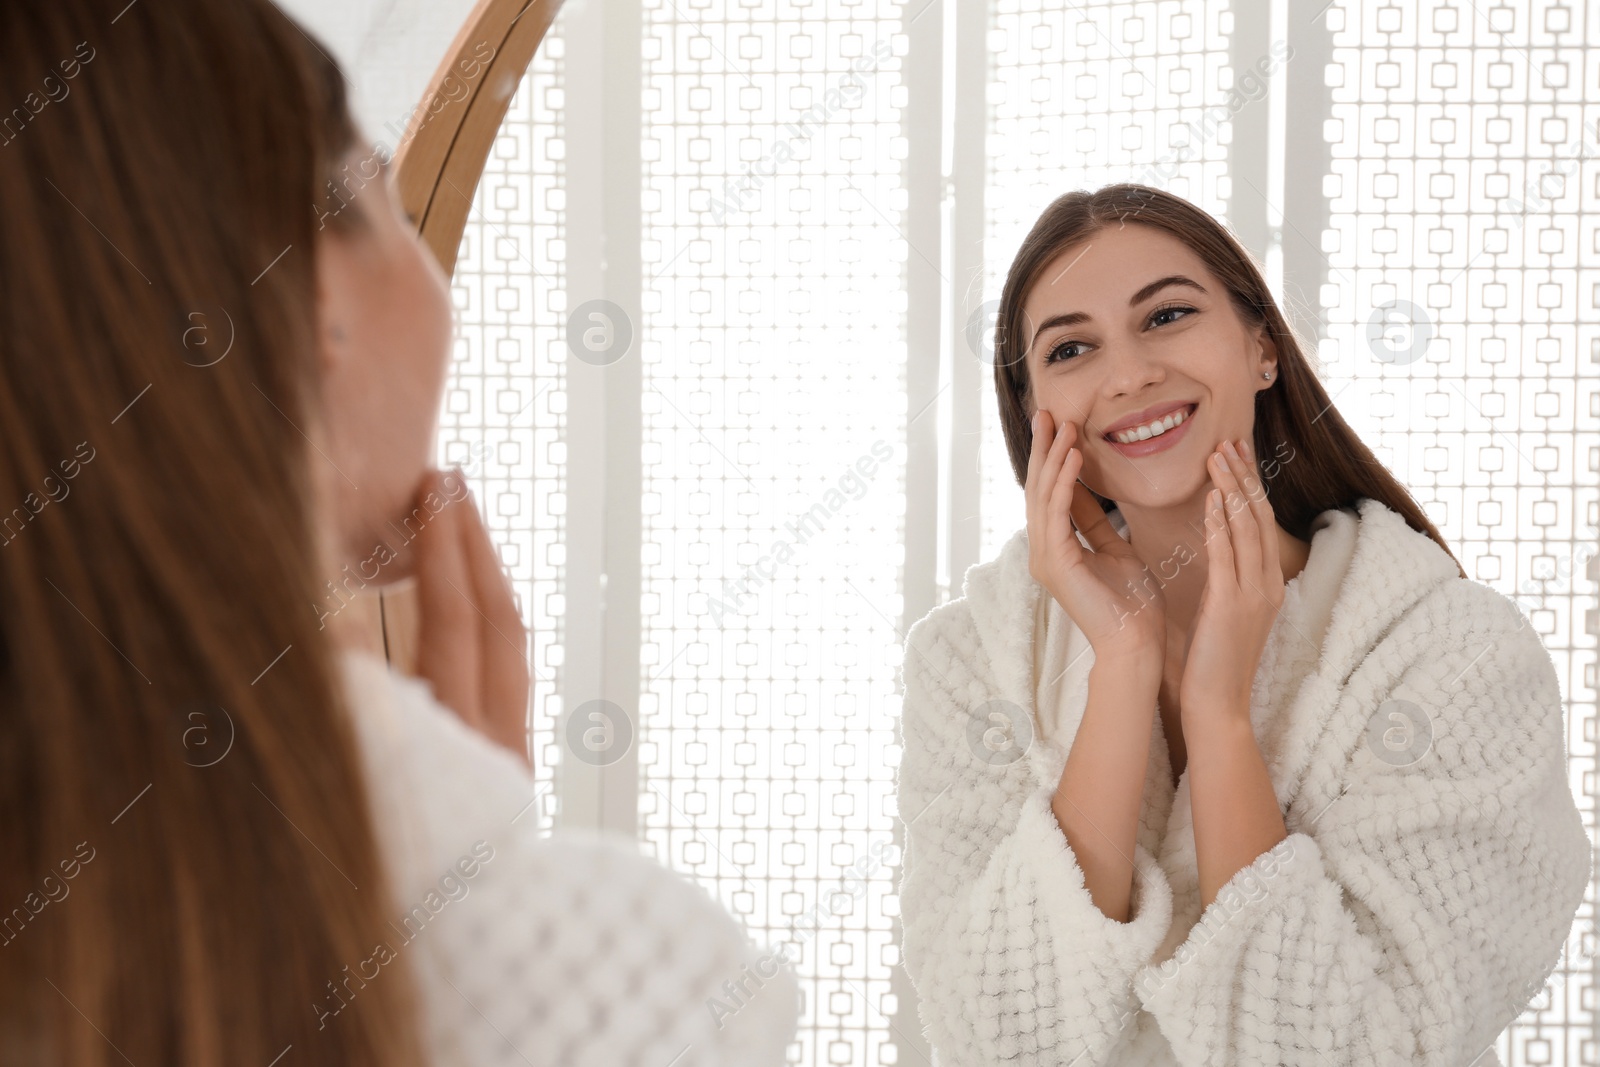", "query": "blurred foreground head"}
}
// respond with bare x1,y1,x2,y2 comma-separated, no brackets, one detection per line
0,2,428,1063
